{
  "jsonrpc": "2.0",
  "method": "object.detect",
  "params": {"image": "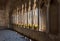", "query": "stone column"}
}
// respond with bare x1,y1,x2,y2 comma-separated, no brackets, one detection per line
49,0,59,35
